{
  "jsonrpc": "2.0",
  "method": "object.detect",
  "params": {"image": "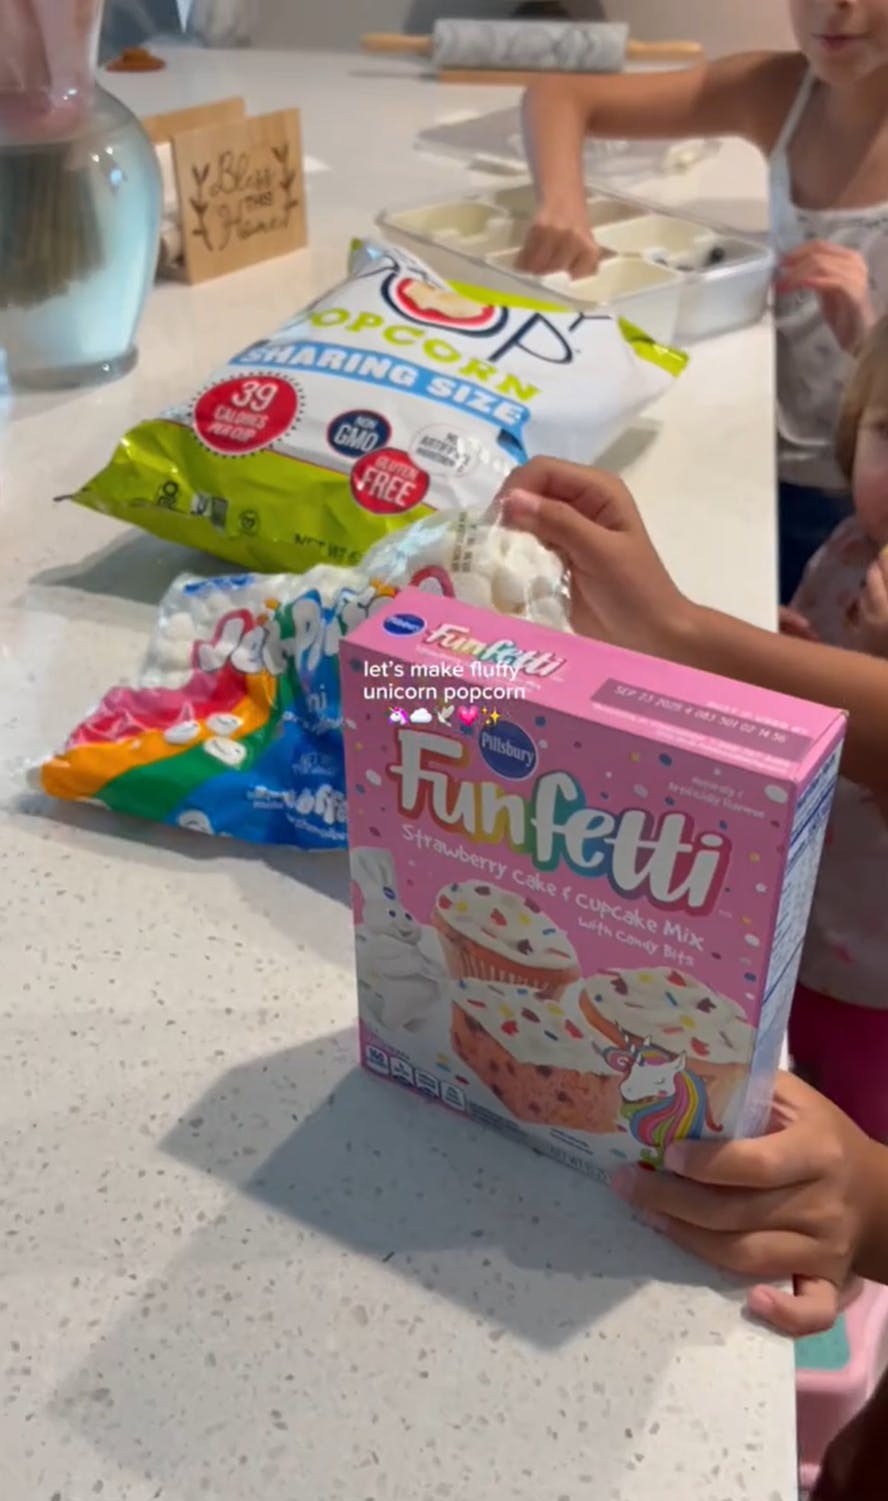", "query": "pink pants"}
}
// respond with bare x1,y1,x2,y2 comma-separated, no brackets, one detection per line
790,984,888,1143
